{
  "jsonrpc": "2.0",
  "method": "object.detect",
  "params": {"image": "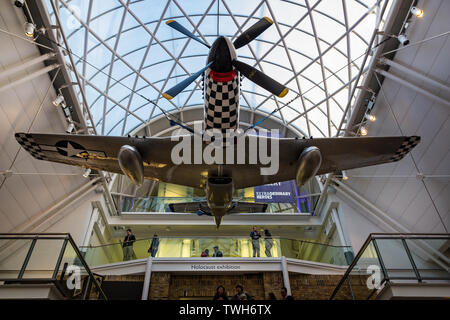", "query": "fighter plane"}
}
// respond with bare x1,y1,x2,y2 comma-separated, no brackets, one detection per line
15,17,420,227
